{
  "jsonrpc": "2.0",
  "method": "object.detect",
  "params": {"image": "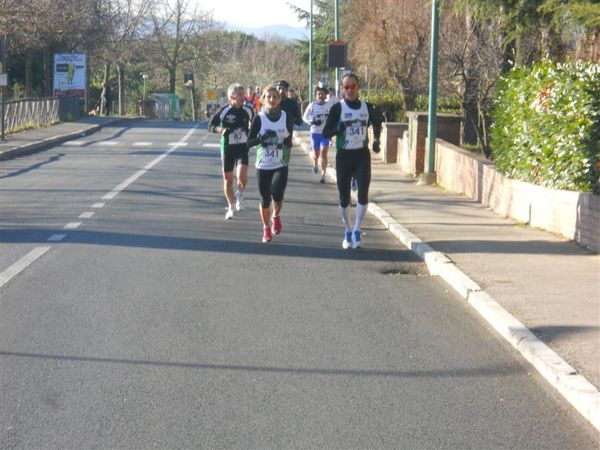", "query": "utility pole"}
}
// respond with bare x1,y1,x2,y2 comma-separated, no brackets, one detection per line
308,0,313,97
419,0,440,185
334,0,340,97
